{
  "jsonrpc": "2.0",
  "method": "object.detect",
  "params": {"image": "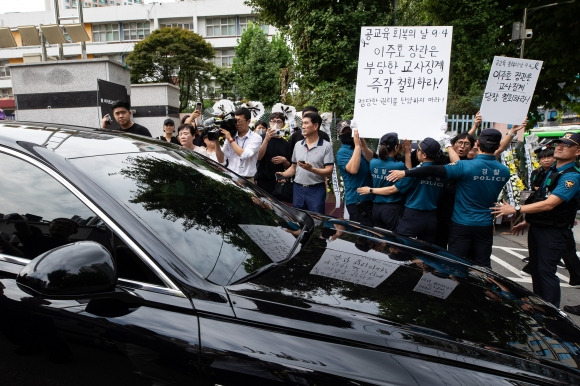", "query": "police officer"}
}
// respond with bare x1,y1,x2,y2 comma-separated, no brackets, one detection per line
366,133,411,231
492,132,580,308
335,121,374,226
389,129,510,267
